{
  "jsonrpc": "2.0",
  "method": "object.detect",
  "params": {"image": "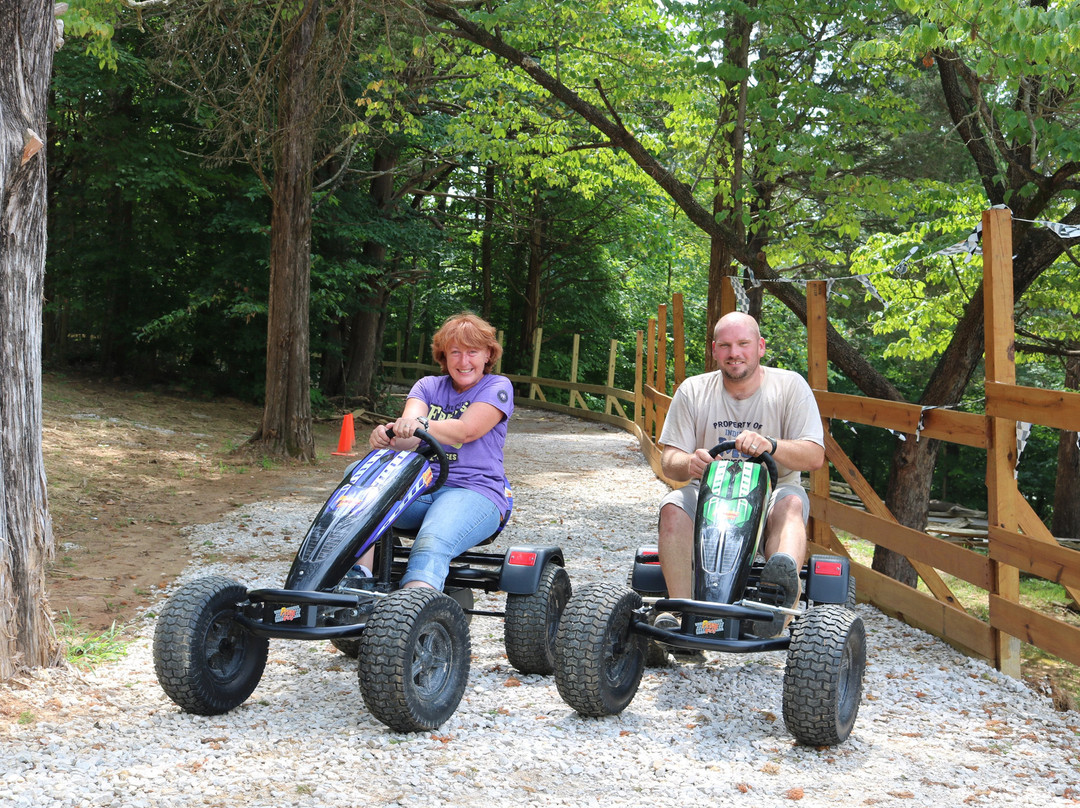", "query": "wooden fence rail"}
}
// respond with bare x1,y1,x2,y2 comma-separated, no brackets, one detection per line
382,208,1080,678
